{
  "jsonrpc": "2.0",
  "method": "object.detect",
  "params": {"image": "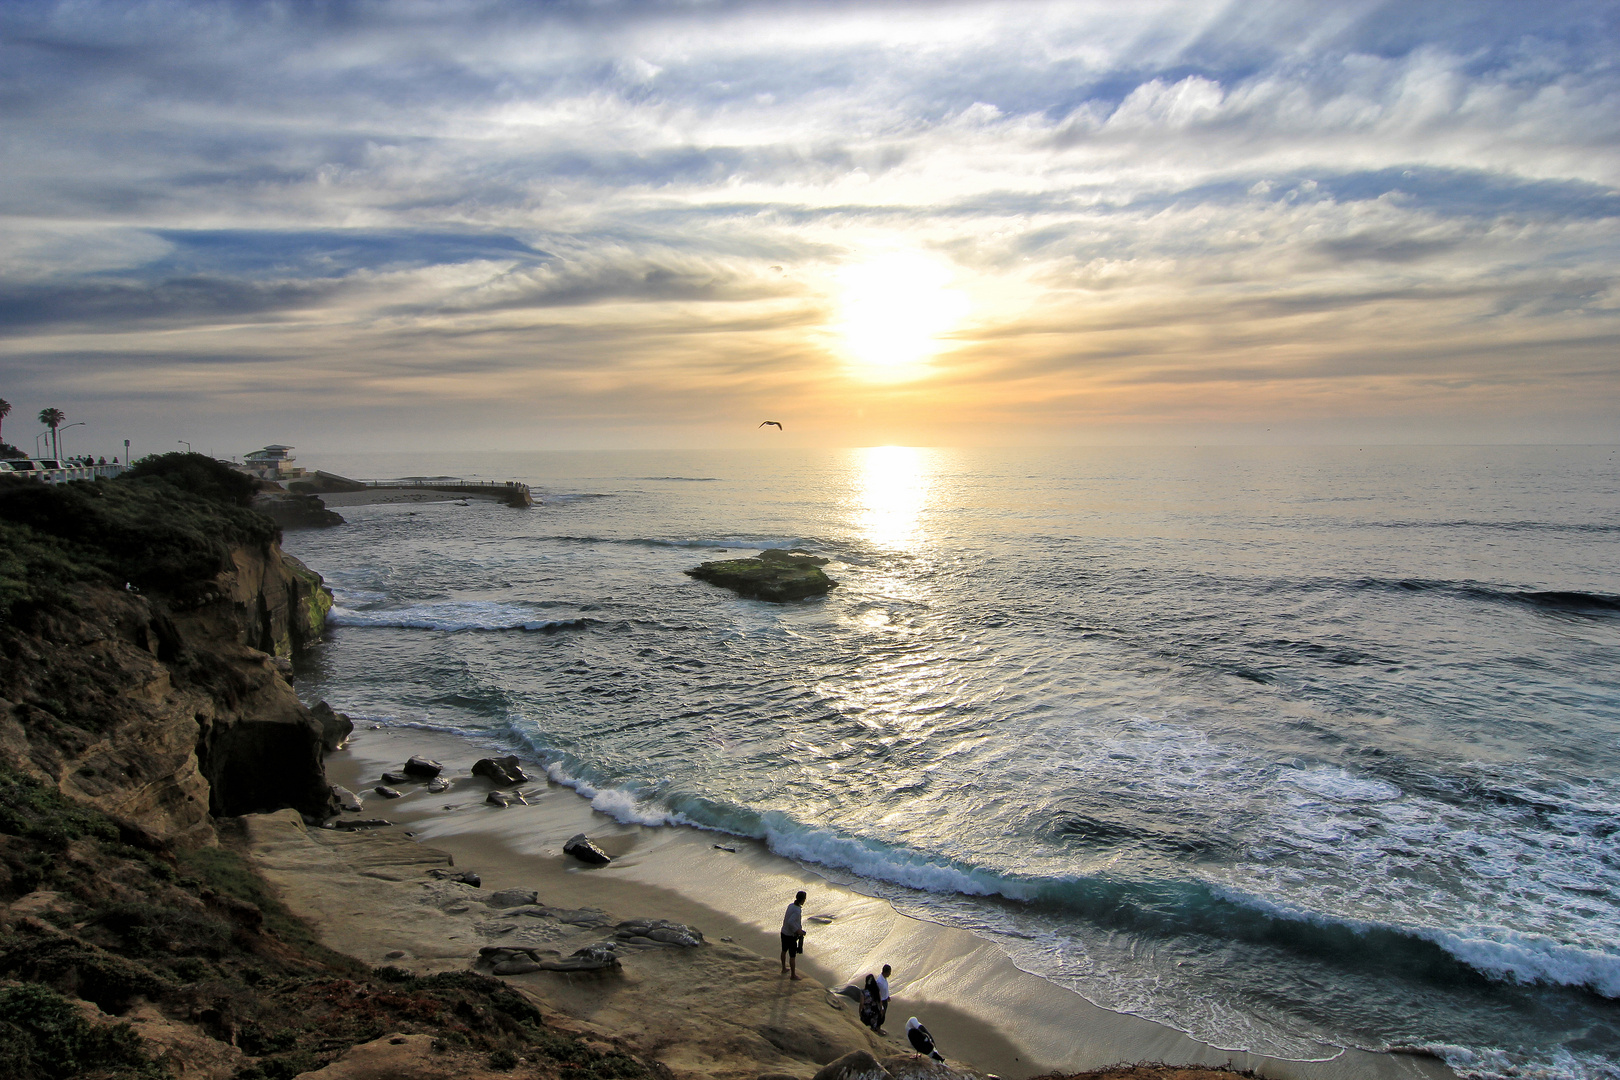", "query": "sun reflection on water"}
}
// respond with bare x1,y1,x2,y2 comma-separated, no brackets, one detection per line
855,445,932,551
